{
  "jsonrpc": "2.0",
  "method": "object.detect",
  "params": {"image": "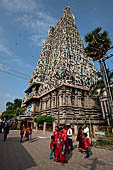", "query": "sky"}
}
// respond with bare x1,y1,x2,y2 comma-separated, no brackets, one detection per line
0,0,113,112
